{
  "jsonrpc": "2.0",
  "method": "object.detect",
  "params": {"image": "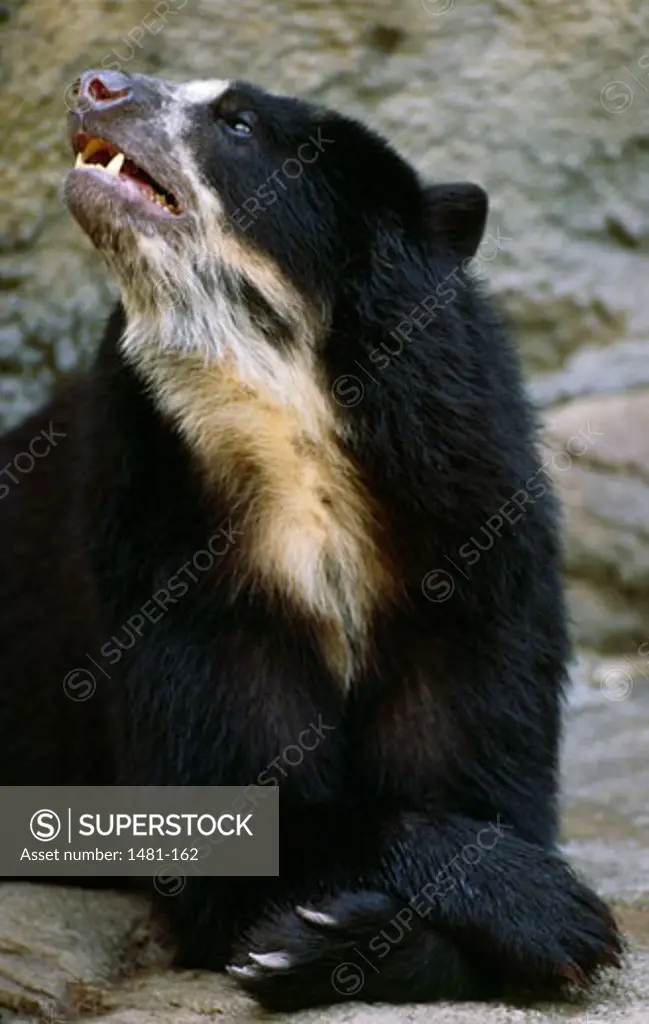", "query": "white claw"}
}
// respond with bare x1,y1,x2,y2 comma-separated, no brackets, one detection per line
249,951,292,970
226,963,260,981
296,906,338,927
